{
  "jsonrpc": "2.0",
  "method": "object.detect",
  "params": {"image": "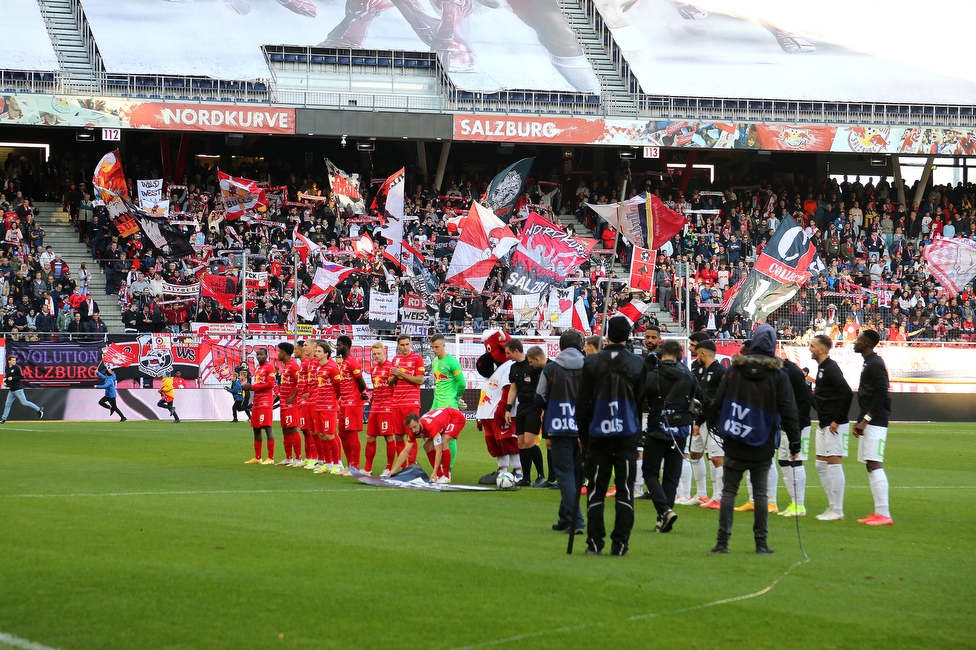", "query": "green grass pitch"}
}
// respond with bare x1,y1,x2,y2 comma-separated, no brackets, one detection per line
1,421,973,650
